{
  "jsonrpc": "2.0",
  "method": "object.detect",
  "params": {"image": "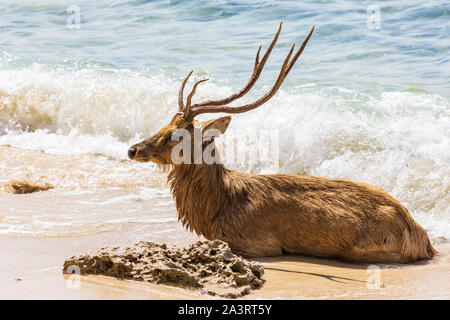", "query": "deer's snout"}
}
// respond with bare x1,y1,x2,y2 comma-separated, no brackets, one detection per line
128,147,137,159
127,143,155,162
